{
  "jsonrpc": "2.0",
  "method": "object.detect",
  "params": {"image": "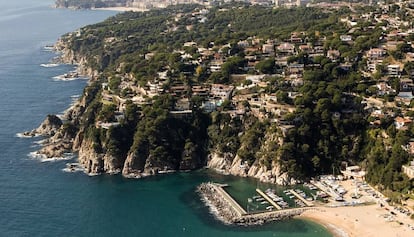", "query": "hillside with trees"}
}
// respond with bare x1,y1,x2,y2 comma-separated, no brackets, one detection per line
42,2,414,201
